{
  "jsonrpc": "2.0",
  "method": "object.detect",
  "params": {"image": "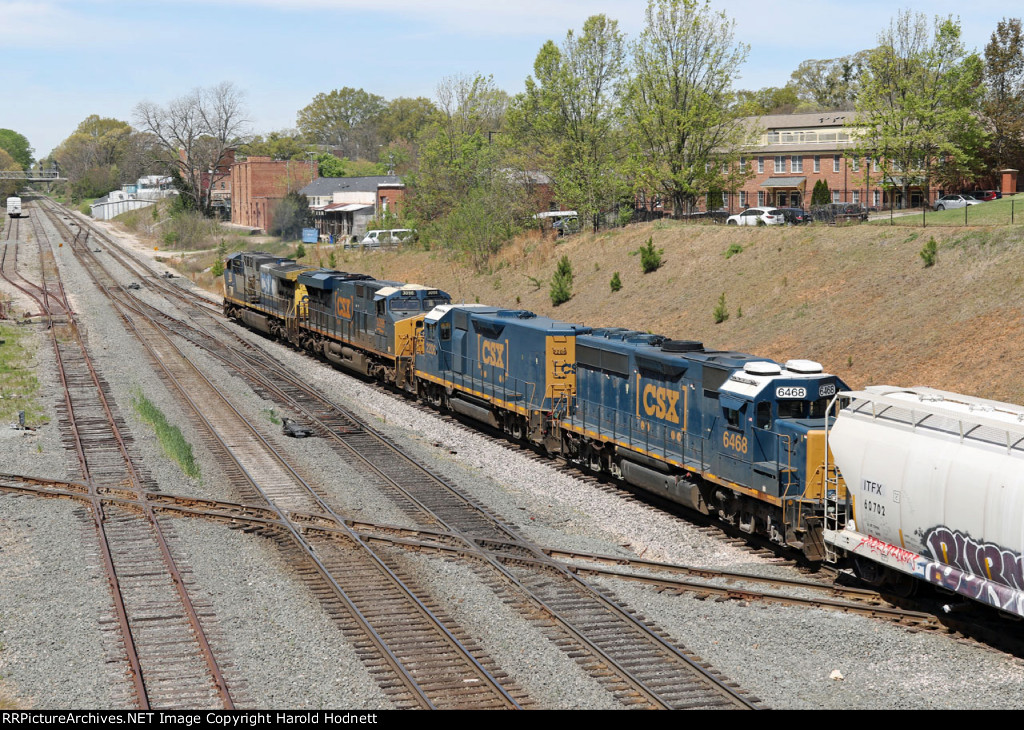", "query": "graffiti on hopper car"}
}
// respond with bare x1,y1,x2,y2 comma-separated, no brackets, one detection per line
923,526,1024,591
854,534,917,568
